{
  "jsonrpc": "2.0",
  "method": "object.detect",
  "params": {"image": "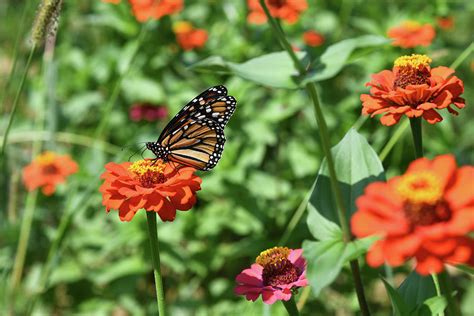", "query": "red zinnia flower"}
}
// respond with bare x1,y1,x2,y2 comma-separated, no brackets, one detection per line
99,159,201,222
102,0,183,22
22,151,78,196
247,0,308,25
173,22,208,51
361,54,465,126
436,16,454,30
235,247,307,304
387,21,436,48
303,30,324,47
351,155,474,275
129,103,169,122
